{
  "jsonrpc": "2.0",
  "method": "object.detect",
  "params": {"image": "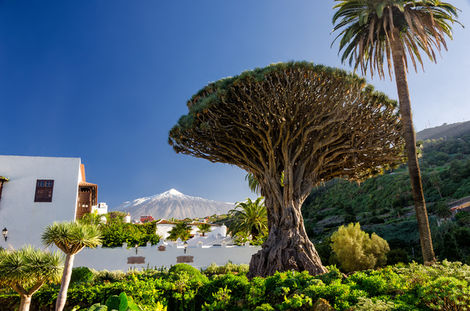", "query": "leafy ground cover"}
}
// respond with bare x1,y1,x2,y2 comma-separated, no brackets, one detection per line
1,262,469,310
